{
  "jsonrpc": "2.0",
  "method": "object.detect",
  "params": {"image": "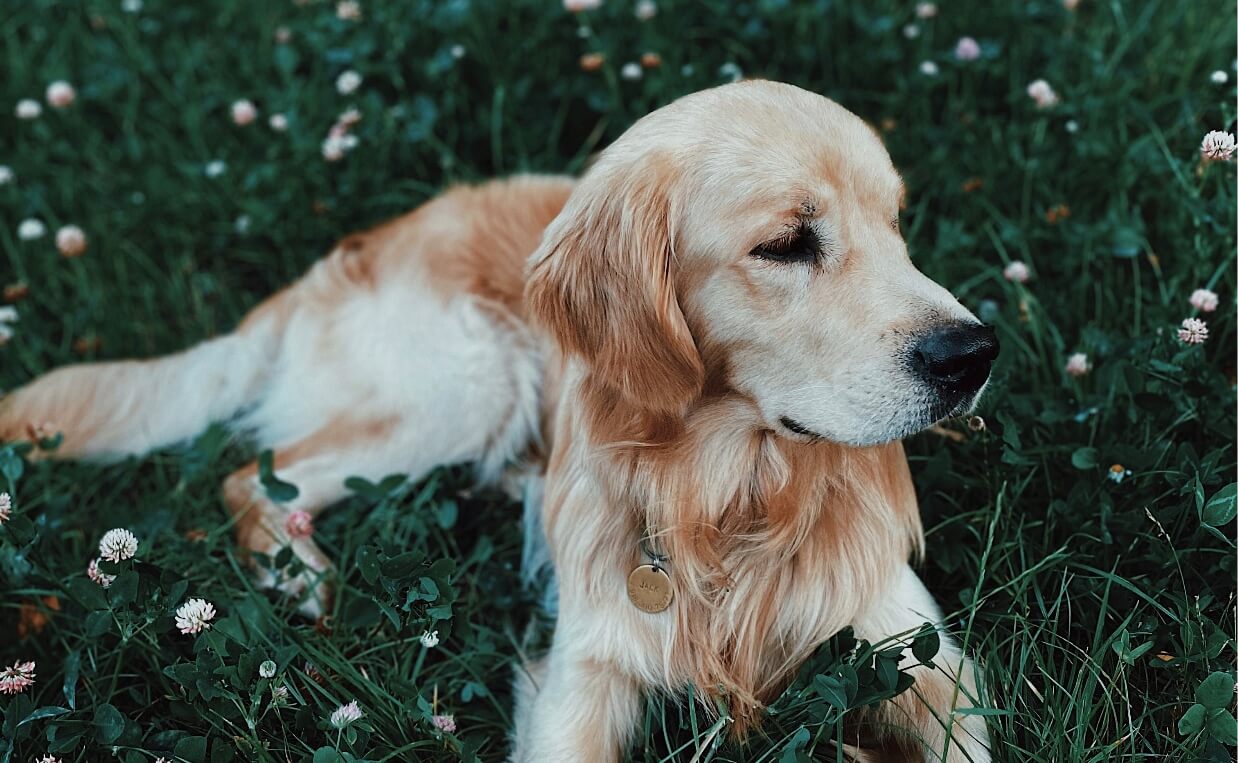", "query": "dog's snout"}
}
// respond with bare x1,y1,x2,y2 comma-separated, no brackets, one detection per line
911,323,998,391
